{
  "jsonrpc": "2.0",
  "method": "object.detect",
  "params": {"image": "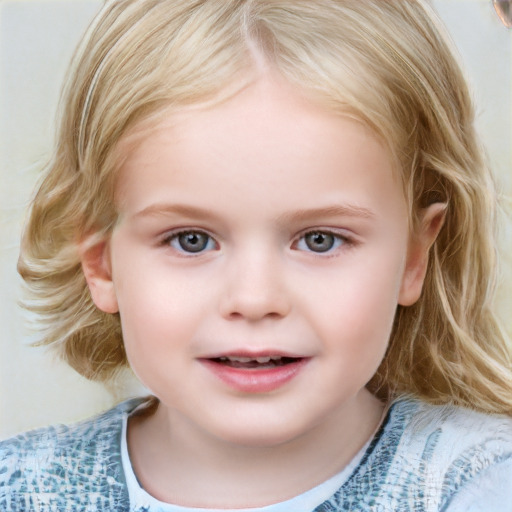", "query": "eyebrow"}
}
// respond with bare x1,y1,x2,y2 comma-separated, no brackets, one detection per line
133,203,220,220
133,203,375,223
277,205,375,223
